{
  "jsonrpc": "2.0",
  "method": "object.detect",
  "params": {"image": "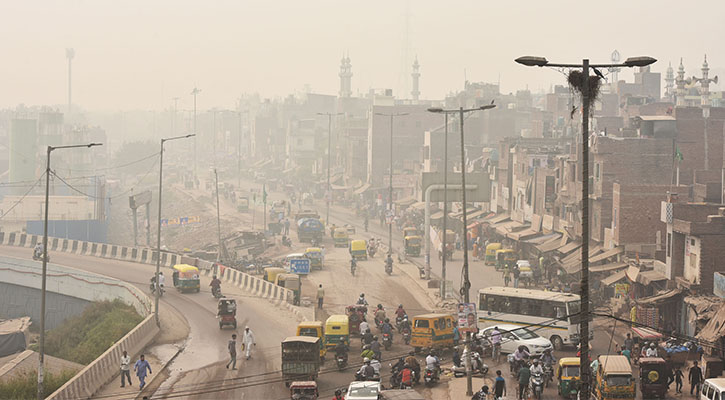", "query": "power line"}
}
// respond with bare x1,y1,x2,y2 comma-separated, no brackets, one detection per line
0,173,45,221
51,156,158,201
61,152,160,173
